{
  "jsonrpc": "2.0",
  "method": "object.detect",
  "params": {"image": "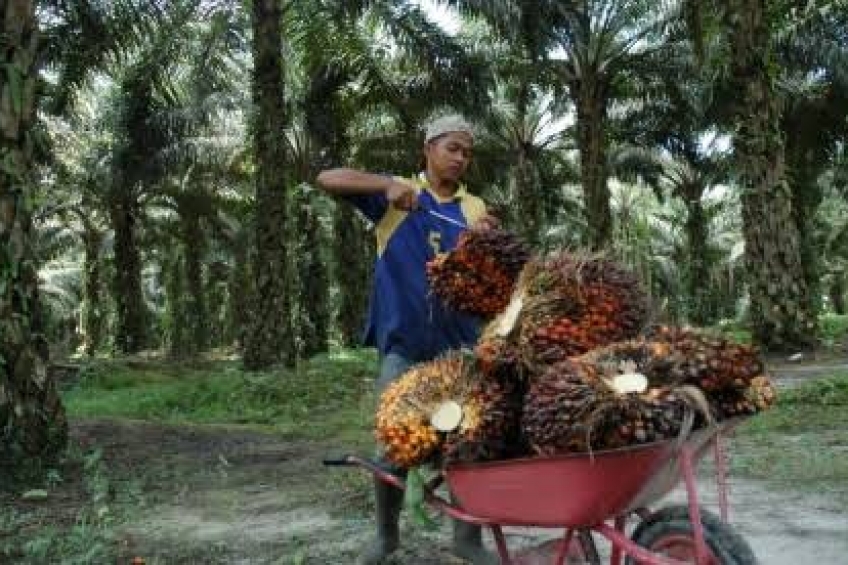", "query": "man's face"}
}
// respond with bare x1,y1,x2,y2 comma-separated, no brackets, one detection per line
424,132,474,183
